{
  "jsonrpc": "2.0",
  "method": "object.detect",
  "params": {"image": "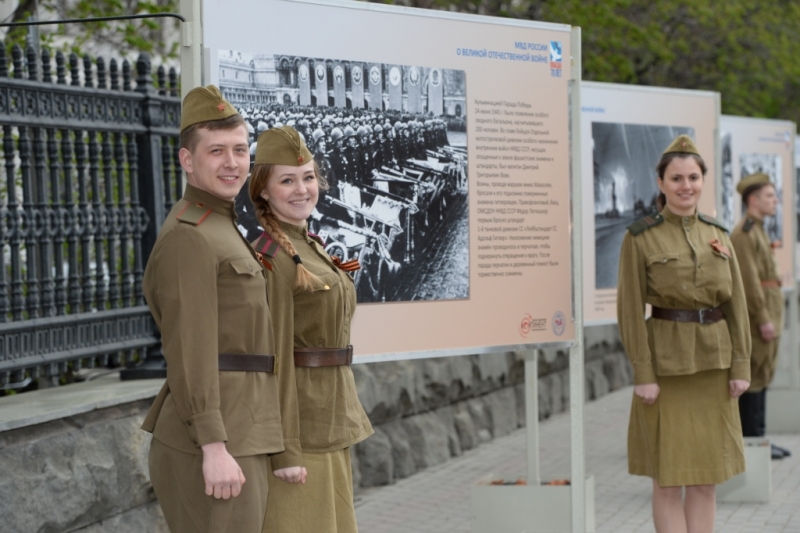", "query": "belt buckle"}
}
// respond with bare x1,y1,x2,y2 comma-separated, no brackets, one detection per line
346,344,354,365
698,308,710,324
